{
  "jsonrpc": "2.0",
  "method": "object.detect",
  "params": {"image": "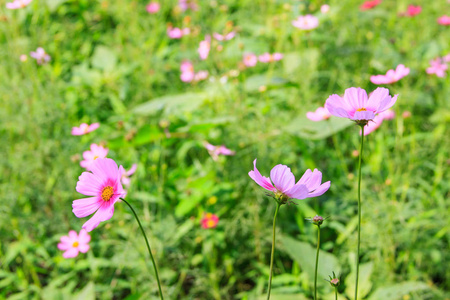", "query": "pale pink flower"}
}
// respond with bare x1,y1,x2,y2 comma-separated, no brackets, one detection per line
370,64,410,84
438,15,450,25
205,143,235,161
201,213,219,229
20,54,27,62
325,87,398,122
180,61,195,82
249,159,330,202
80,144,109,171
167,27,190,39
443,54,450,63
179,0,198,11
306,106,330,121
146,2,160,14
30,47,51,65
213,31,236,41
426,58,448,77
403,5,421,17
402,111,411,119
6,0,32,9
73,158,127,232
243,53,258,67
193,70,209,82
292,15,319,30
360,0,381,11
321,4,330,14
120,164,137,186
258,53,283,63
71,123,100,136
198,39,210,60
58,229,90,258
361,109,395,135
